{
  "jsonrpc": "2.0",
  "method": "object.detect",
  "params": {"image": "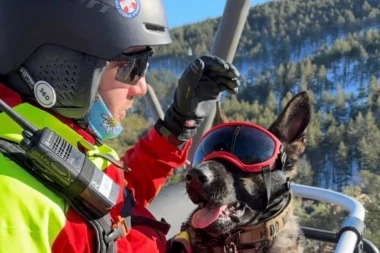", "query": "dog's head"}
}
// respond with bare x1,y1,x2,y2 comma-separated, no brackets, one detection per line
185,91,311,236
